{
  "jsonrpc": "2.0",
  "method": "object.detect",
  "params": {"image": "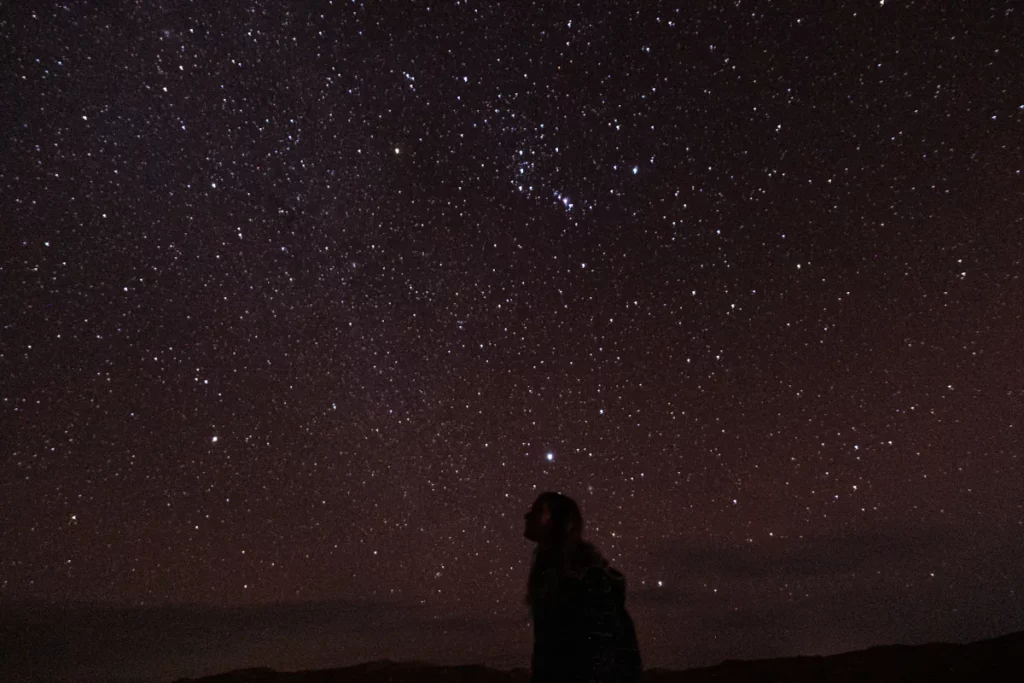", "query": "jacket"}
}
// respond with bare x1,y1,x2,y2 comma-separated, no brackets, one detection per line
530,544,643,683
